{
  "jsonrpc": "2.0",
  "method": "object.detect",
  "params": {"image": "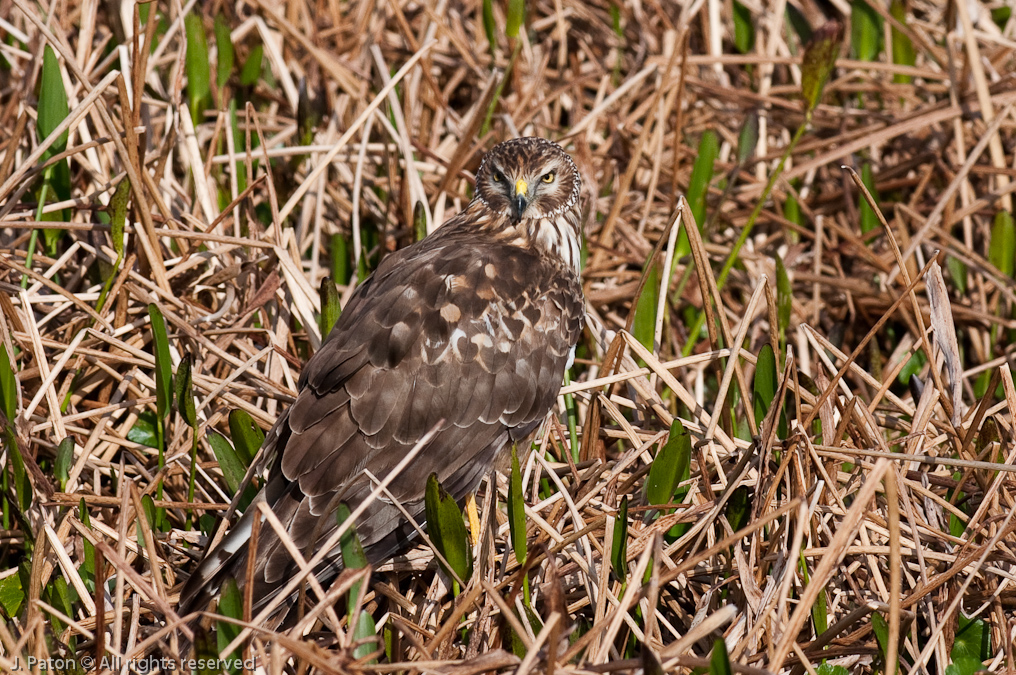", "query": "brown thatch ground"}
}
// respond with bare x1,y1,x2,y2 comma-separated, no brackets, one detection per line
1,0,1016,673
